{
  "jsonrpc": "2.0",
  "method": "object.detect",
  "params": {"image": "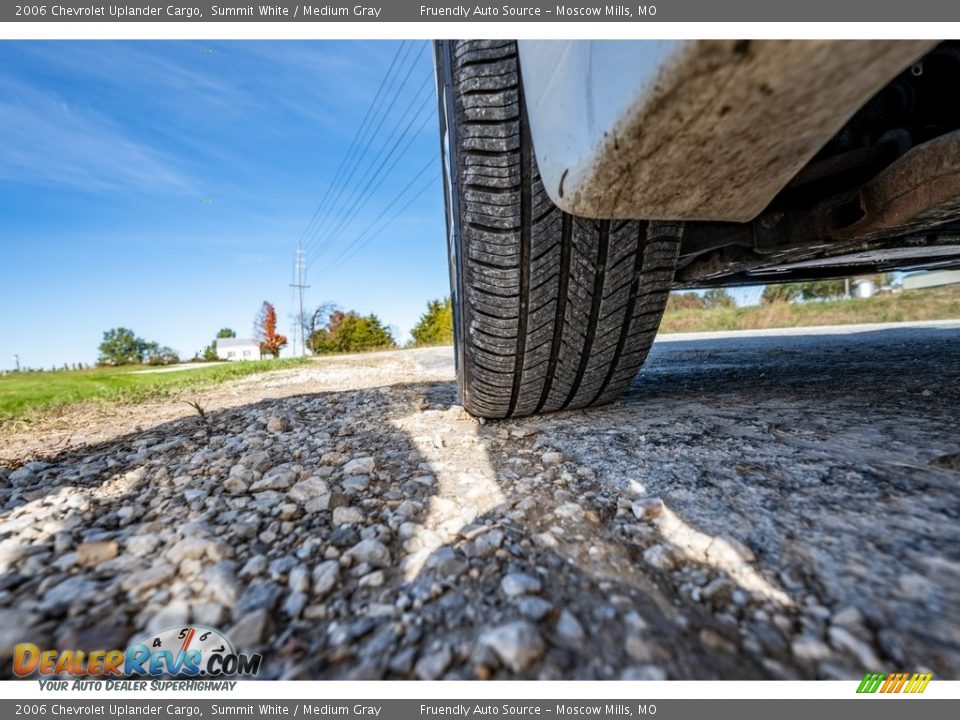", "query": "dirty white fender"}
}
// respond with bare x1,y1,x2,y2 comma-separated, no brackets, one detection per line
517,40,936,222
